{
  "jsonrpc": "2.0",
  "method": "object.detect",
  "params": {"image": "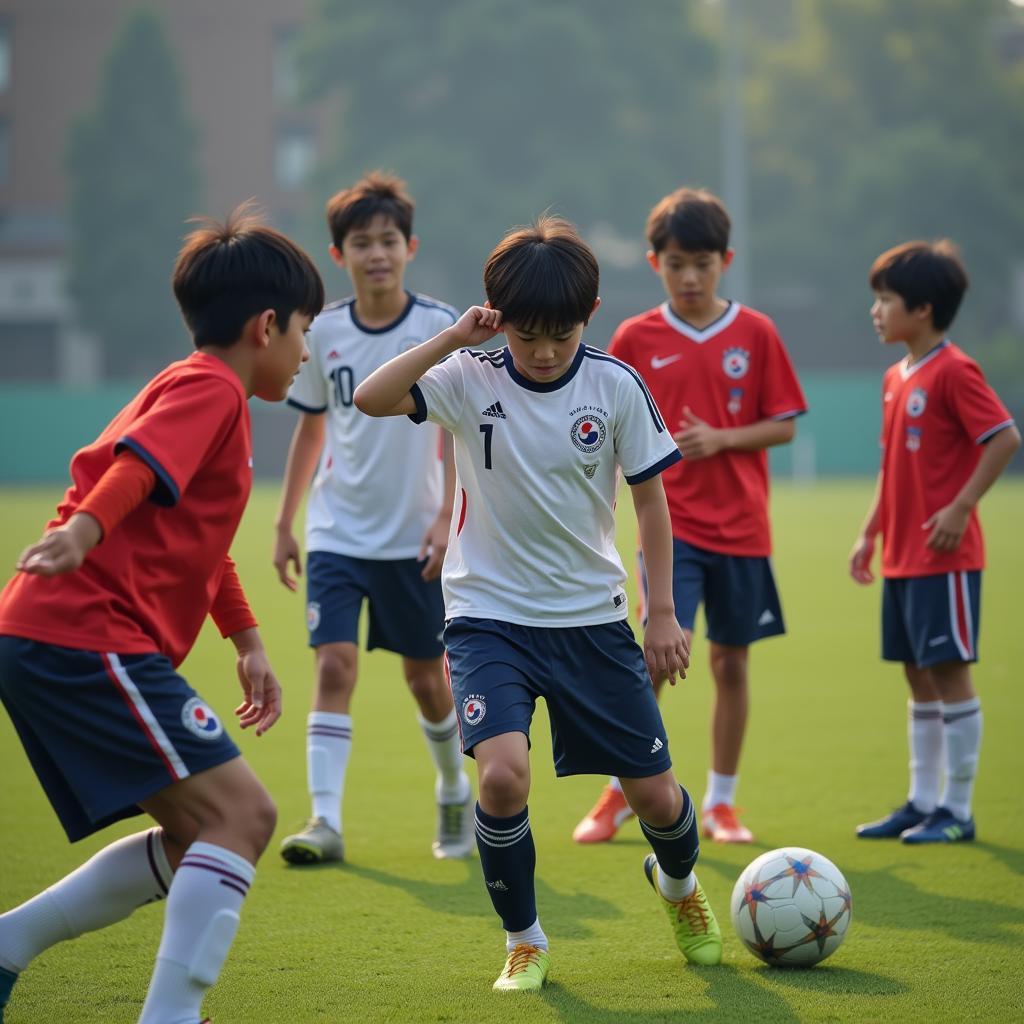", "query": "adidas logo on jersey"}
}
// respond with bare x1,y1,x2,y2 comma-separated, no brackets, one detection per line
482,402,507,419
650,737,664,754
